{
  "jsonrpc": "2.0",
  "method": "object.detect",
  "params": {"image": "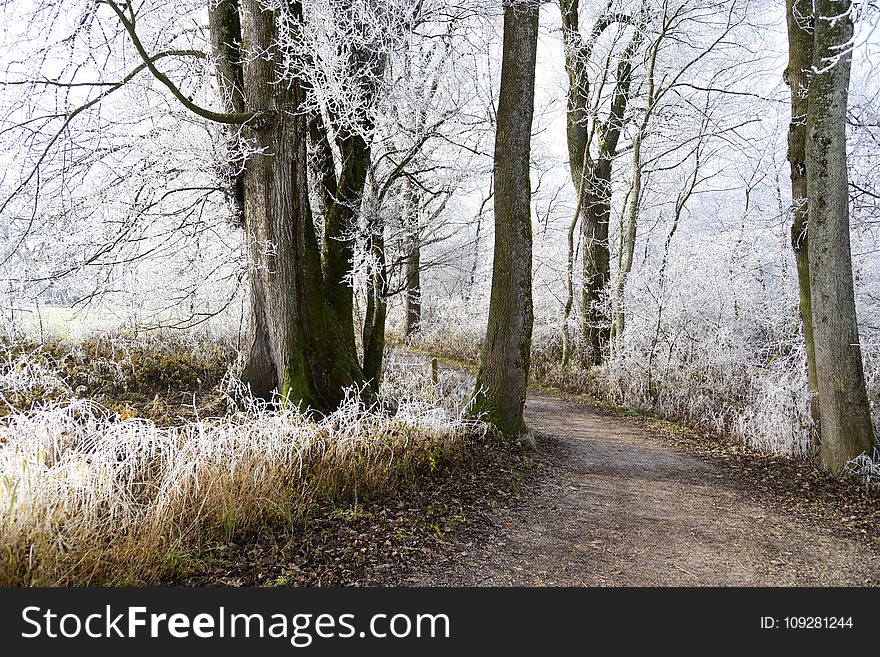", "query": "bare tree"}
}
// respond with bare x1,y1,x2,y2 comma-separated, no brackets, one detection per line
560,0,645,367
